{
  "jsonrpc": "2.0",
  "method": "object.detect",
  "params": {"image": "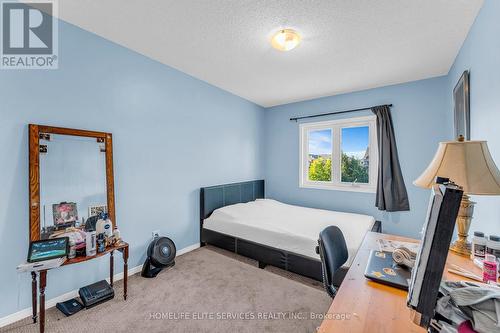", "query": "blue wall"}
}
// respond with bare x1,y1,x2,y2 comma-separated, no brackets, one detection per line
0,21,264,318
264,76,450,238
447,0,500,236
